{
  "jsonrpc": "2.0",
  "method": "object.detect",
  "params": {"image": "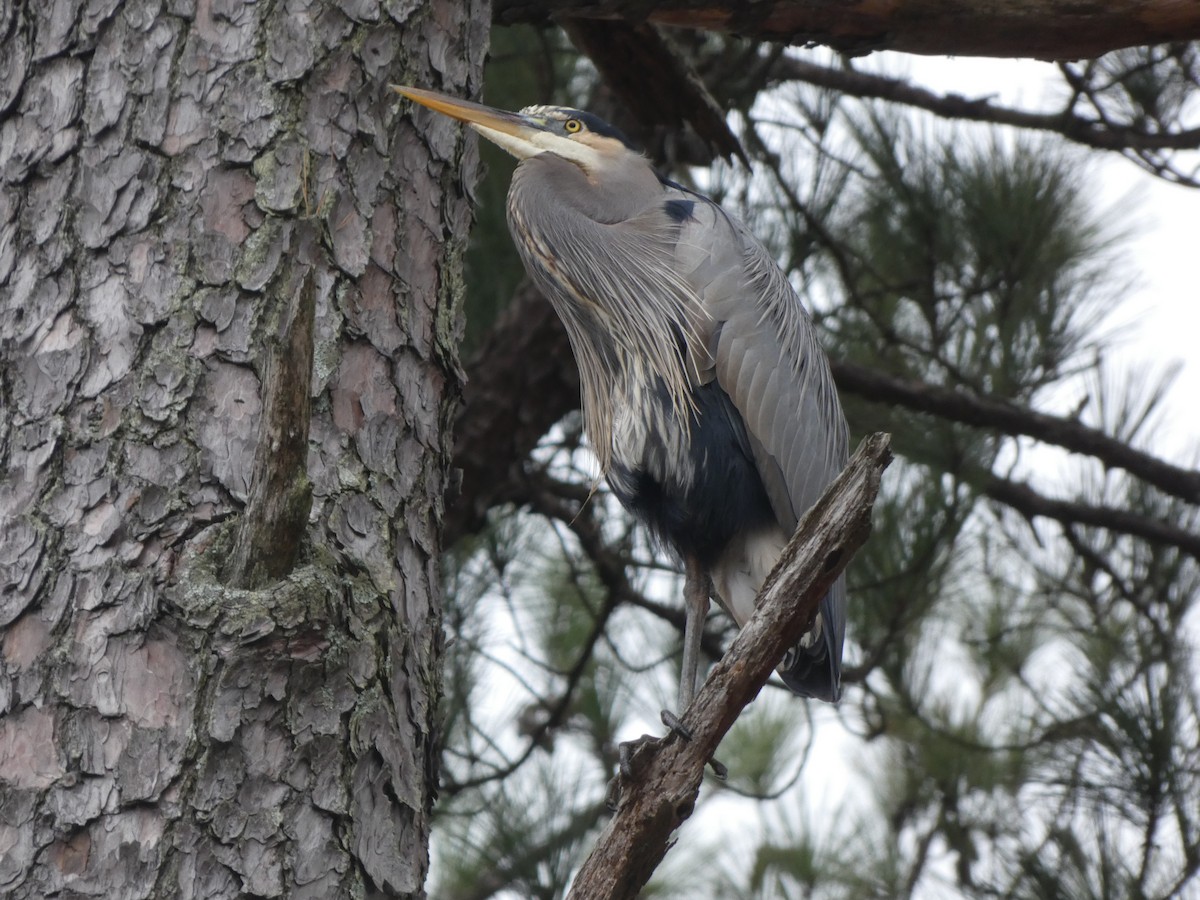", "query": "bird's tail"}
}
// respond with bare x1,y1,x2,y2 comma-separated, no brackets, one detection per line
778,574,845,703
